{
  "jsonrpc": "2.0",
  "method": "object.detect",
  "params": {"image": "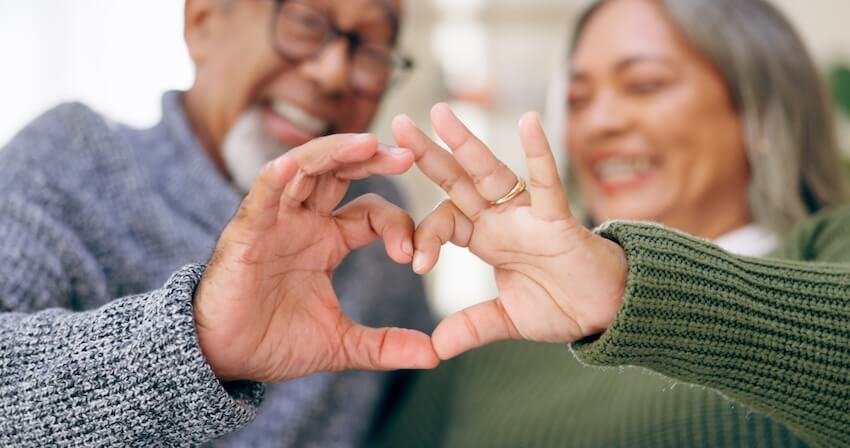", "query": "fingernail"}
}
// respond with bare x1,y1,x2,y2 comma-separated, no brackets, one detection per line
272,154,289,171
268,159,280,173
402,240,414,257
412,251,426,273
395,114,413,125
351,133,373,142
386,146,410,156
521,111,540,127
